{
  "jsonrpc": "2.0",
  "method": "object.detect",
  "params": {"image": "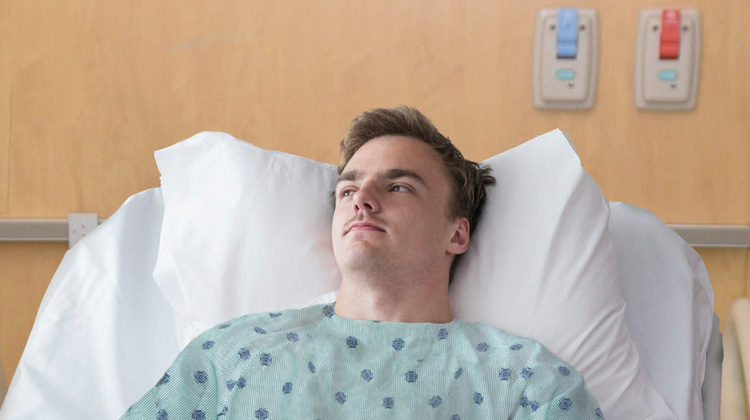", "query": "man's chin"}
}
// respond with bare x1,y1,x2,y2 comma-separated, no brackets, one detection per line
337,250,390,272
